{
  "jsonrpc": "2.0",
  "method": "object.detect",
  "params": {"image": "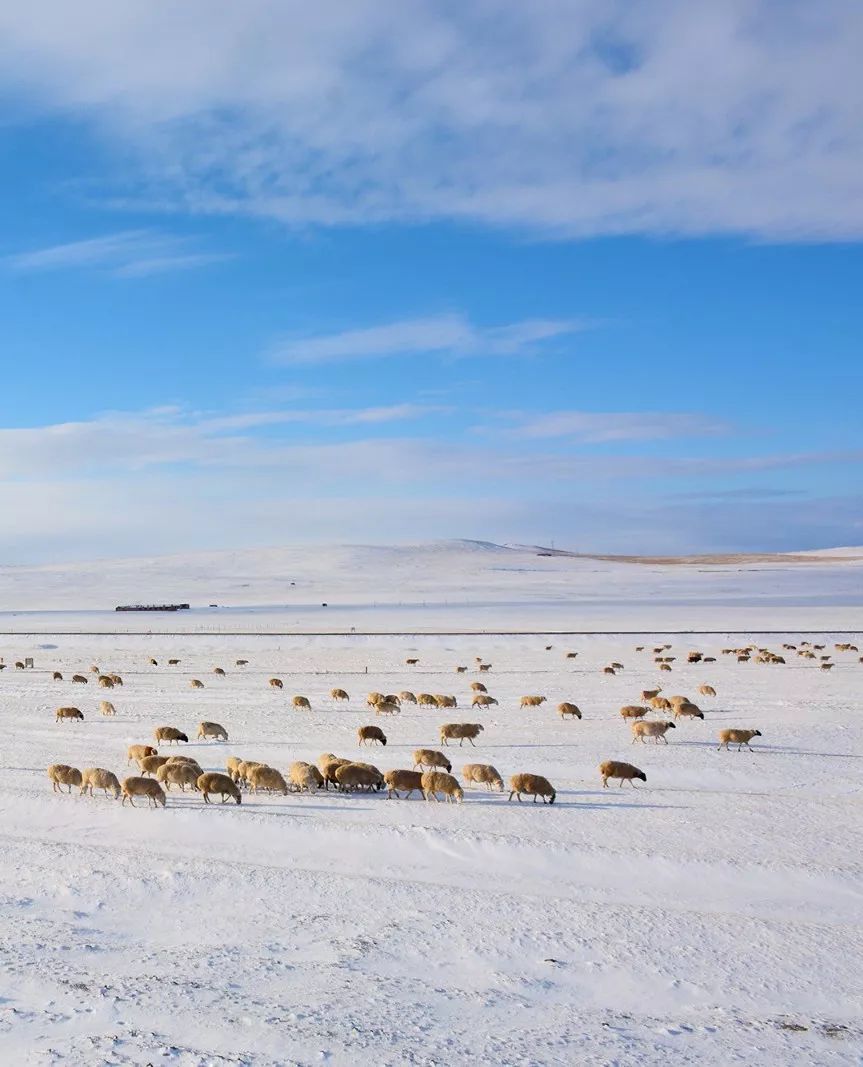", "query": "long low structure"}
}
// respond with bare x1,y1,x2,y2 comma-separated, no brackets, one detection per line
114,603,190,612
